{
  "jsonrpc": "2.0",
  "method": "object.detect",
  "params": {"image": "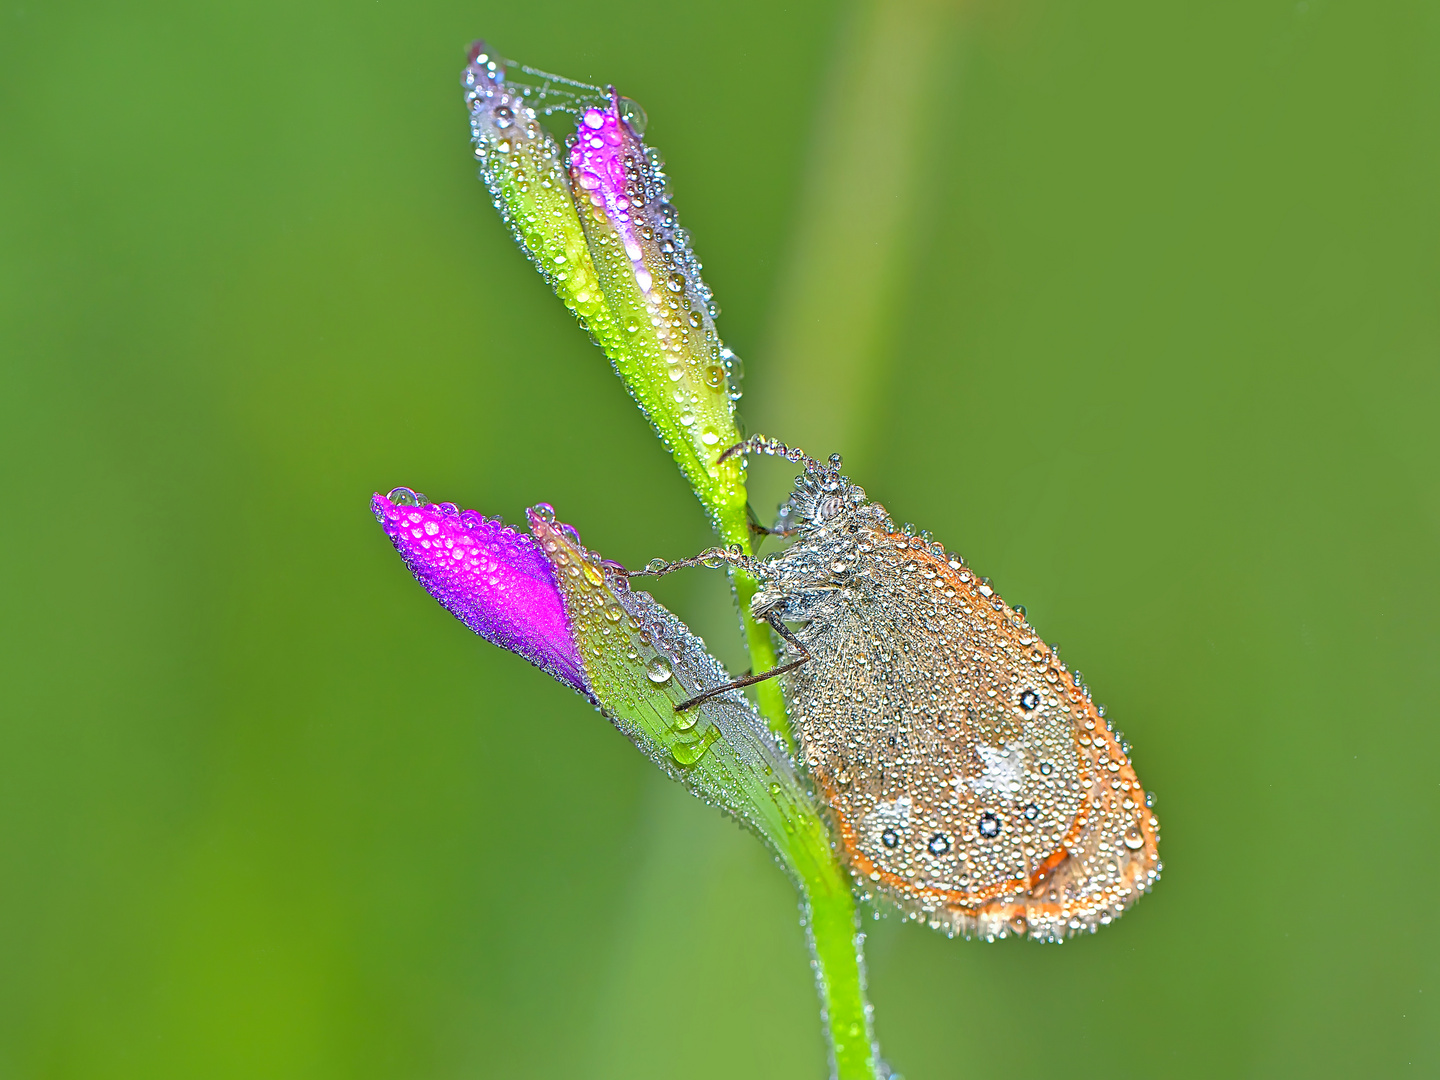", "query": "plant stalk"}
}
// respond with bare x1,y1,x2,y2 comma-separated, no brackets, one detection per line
715,491,878,1078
